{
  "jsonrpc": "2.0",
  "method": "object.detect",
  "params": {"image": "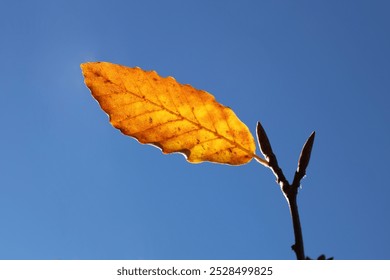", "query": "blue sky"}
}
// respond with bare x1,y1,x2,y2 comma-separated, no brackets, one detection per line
0,0,389,260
